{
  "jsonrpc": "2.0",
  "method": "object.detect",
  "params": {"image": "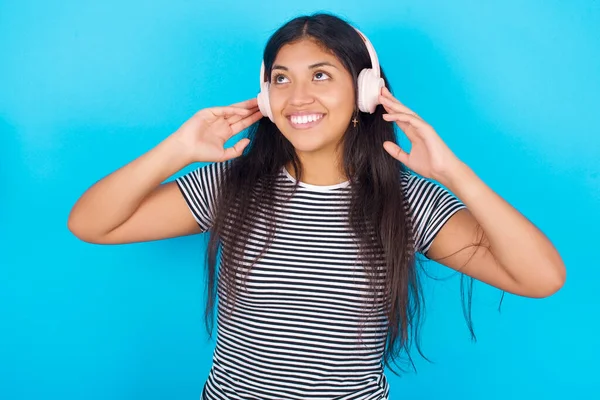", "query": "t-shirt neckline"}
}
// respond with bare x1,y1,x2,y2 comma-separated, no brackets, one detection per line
282,166,351,191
